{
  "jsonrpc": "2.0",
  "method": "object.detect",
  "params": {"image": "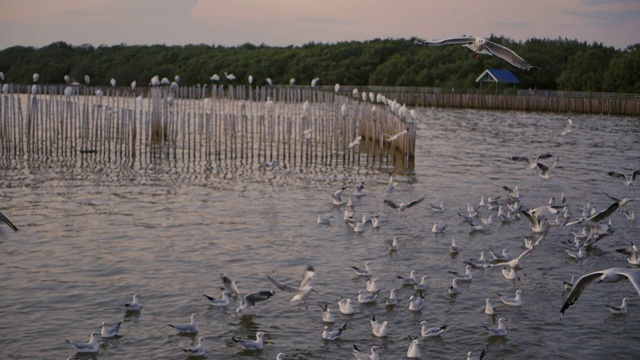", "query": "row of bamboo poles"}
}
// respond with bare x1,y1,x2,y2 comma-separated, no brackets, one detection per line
0,84,416,171
365,90,639,116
